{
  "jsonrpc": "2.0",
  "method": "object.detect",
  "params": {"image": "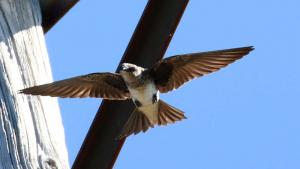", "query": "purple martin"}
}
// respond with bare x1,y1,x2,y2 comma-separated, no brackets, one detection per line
20,46,254,138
